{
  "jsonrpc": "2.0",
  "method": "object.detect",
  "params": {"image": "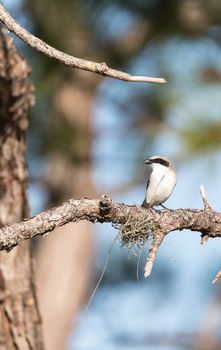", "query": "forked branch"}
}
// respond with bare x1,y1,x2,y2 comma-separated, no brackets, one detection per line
0,192,220,277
